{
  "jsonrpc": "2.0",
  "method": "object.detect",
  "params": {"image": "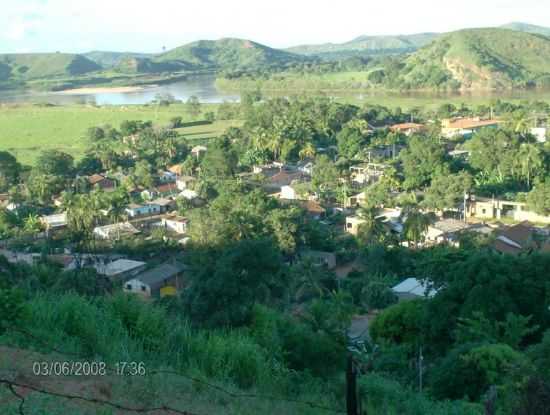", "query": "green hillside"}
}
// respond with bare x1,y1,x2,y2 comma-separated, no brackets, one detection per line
156,38,307,71
378,28,550,90
0,53,101,80
288,32,438,58
83,50,153,67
